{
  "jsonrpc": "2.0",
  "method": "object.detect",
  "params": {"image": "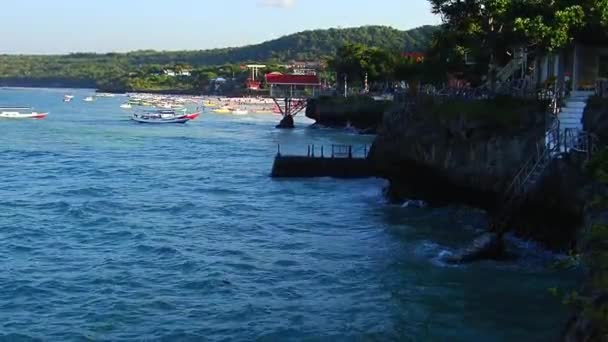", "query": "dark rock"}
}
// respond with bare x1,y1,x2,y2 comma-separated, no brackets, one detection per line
276,115,295,129
370,98,546,212
445,233,508,264
305,96,389,130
